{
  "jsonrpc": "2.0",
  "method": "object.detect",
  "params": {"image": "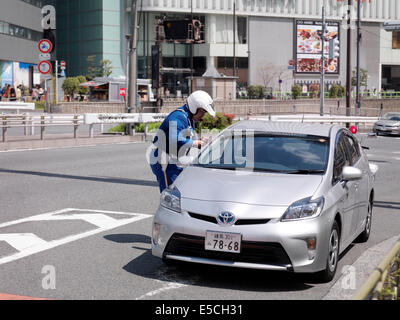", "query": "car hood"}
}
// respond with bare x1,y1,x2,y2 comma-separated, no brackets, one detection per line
174,166,323,207
375,120,400,126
